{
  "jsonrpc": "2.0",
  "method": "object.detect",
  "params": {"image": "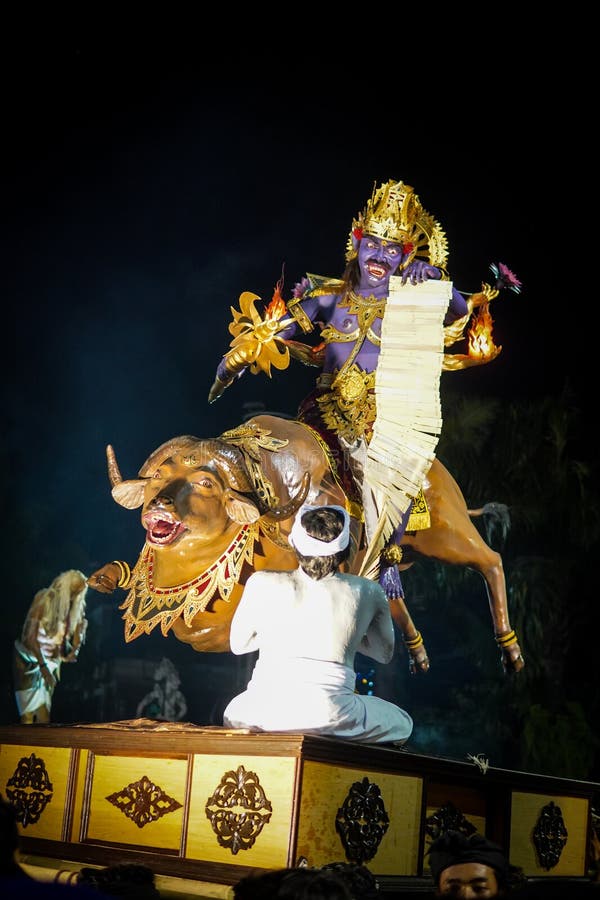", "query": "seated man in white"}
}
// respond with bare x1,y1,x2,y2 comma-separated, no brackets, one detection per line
223,504,413,744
